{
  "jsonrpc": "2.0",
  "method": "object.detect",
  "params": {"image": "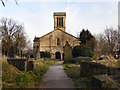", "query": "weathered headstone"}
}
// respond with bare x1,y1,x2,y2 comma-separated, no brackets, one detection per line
37,52,40,59
64,41,73,61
